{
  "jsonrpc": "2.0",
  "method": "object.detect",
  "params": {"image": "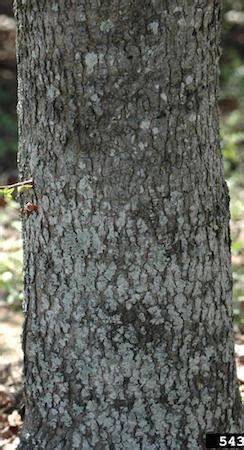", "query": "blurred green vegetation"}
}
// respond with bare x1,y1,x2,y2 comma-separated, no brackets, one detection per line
220,1,244,331
0,197,23,308
0,77,17,172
